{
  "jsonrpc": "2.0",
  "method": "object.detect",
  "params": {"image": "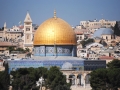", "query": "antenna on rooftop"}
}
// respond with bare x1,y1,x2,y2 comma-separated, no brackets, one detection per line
101,14,104,19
